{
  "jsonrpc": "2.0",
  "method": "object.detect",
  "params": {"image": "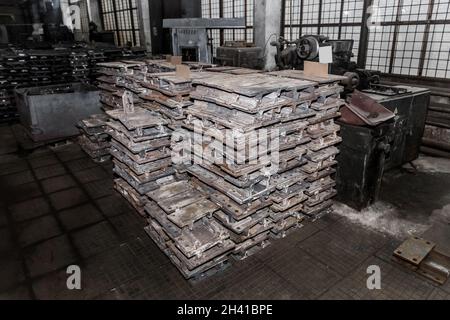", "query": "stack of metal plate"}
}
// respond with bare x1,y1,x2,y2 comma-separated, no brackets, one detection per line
0,50,72,122
144,180,235,279
70,51,91,83
99,64,346,279
267,69,346,221
145,59,177,73
0,52,29,122
182,73,315,255
184,72,343,248
139,71,218,129
96,61,144,111
105,99,174,216
77,114,111,163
